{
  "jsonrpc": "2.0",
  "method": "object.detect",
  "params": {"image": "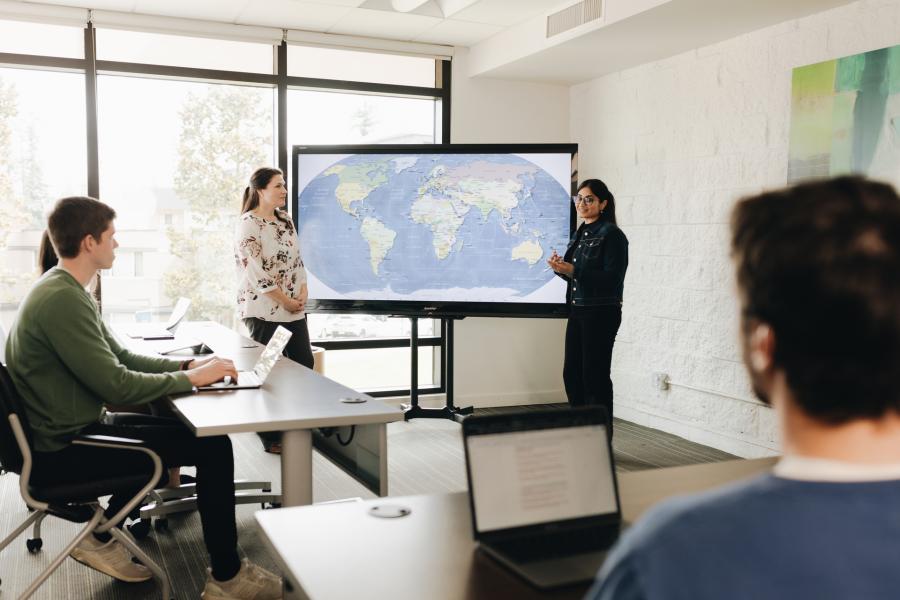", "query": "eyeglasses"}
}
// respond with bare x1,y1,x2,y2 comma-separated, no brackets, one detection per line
572,195,598,206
